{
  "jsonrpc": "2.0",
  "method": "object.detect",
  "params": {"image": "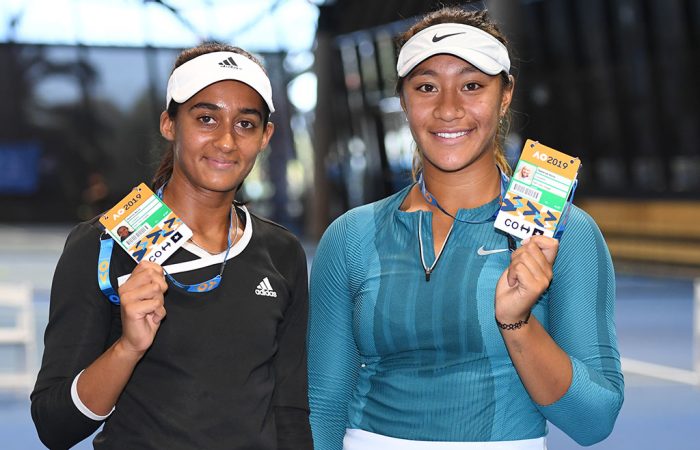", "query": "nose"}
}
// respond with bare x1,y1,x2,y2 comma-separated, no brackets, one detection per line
434,90,465,122
214,127,236,152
